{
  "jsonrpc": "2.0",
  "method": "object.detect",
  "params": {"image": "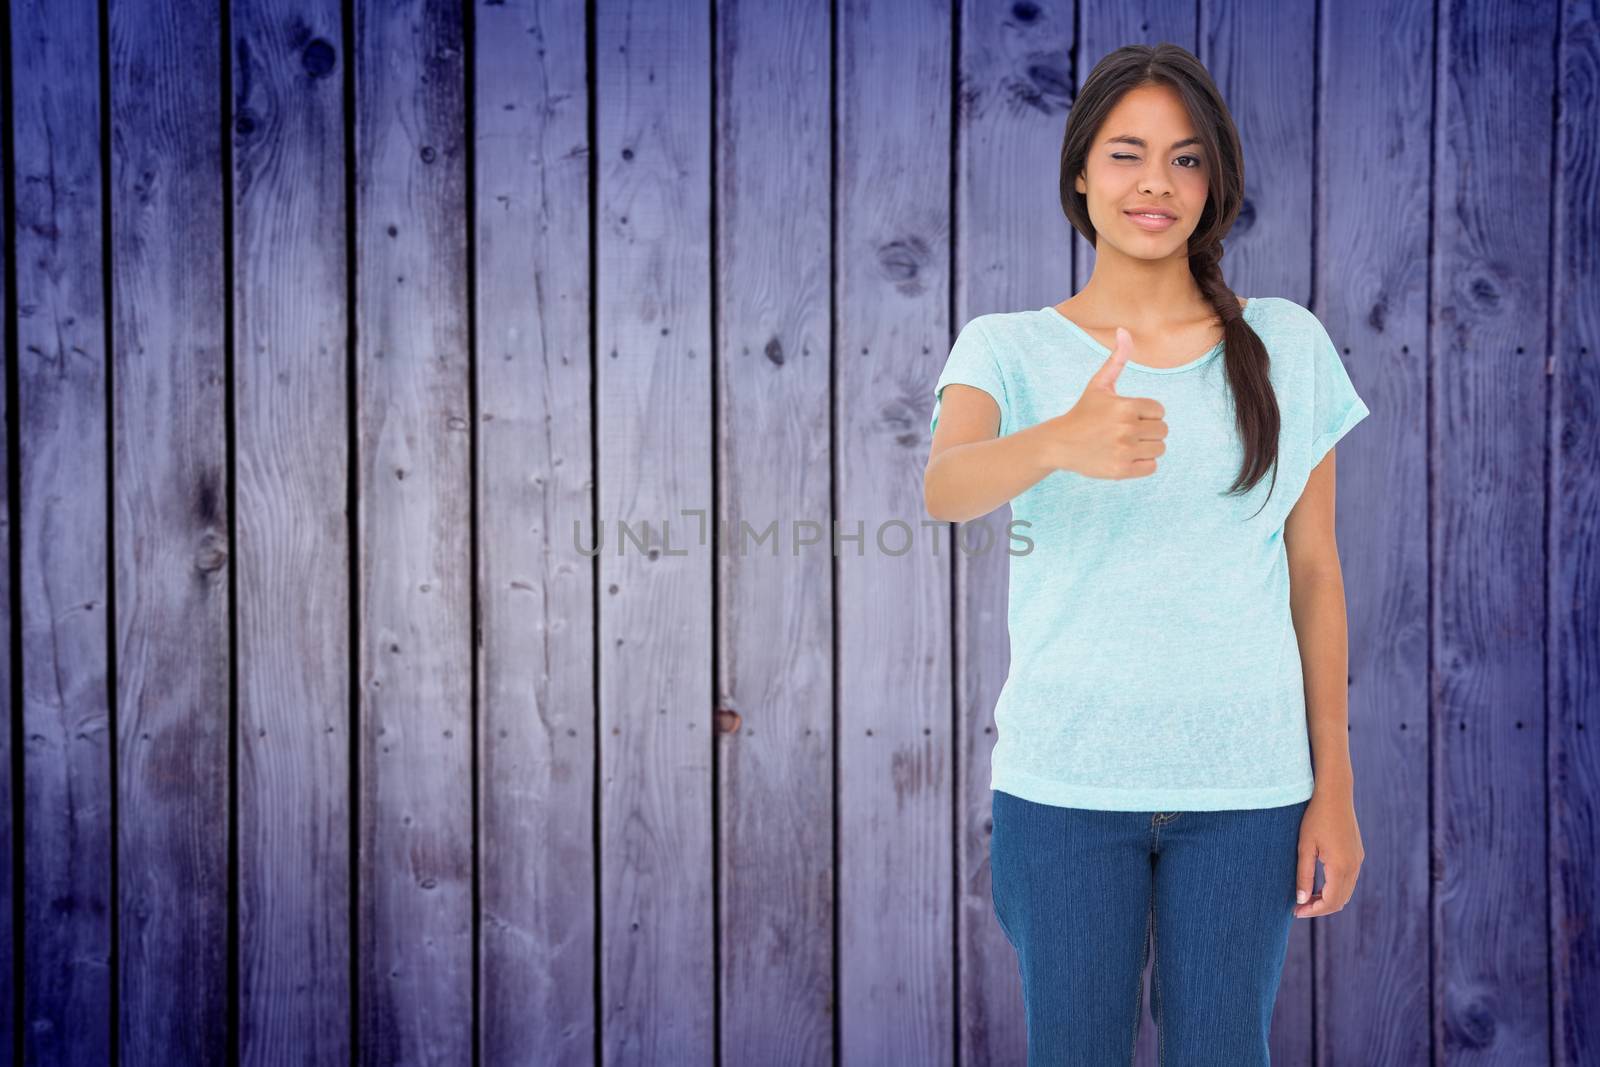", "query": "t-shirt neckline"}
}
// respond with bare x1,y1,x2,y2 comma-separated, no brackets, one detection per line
1039,298,1260,374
